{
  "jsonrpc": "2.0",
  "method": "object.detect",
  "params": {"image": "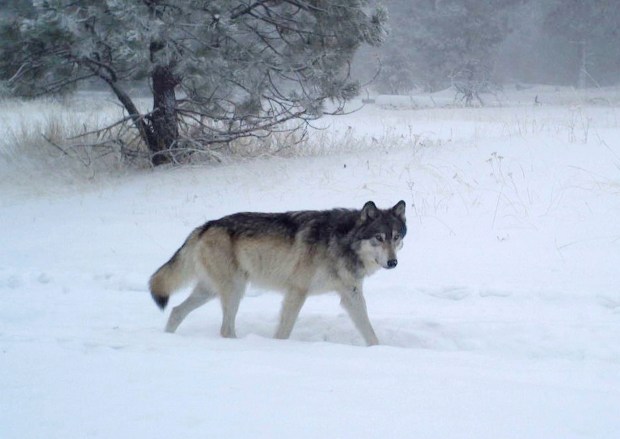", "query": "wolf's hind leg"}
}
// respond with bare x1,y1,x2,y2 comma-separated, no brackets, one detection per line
165,281,215,333
274,289,307,340
339,287,379,346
